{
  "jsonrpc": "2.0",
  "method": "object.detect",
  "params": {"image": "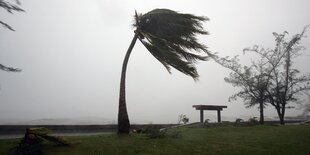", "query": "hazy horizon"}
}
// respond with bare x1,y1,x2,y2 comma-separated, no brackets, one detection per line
1,0,310,124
